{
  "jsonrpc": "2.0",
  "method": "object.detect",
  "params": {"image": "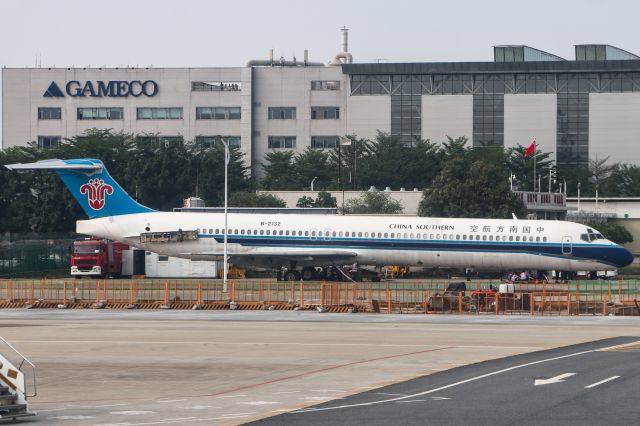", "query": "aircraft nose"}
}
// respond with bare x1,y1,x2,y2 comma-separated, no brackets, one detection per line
612,245,634,268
